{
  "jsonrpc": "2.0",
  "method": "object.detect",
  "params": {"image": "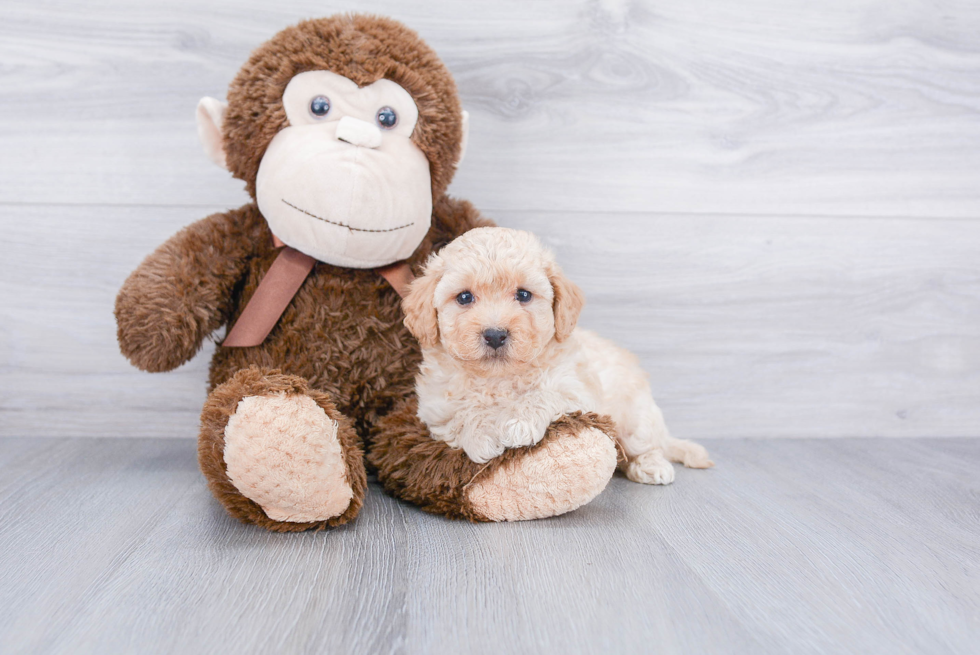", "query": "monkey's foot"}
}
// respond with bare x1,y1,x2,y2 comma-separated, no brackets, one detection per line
199,367,366,532
370,405,618,522
224,393,353,522
465,414,619,521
